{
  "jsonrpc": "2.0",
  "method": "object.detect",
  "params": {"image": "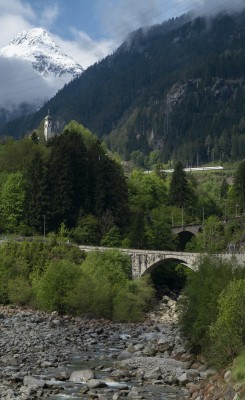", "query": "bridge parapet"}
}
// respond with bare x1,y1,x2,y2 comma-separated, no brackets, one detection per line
171,224,202,236
79,246,245,278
